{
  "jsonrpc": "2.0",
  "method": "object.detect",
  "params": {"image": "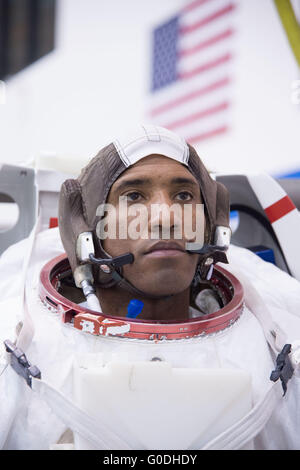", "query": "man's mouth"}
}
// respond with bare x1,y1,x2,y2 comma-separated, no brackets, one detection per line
144,241,186,258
